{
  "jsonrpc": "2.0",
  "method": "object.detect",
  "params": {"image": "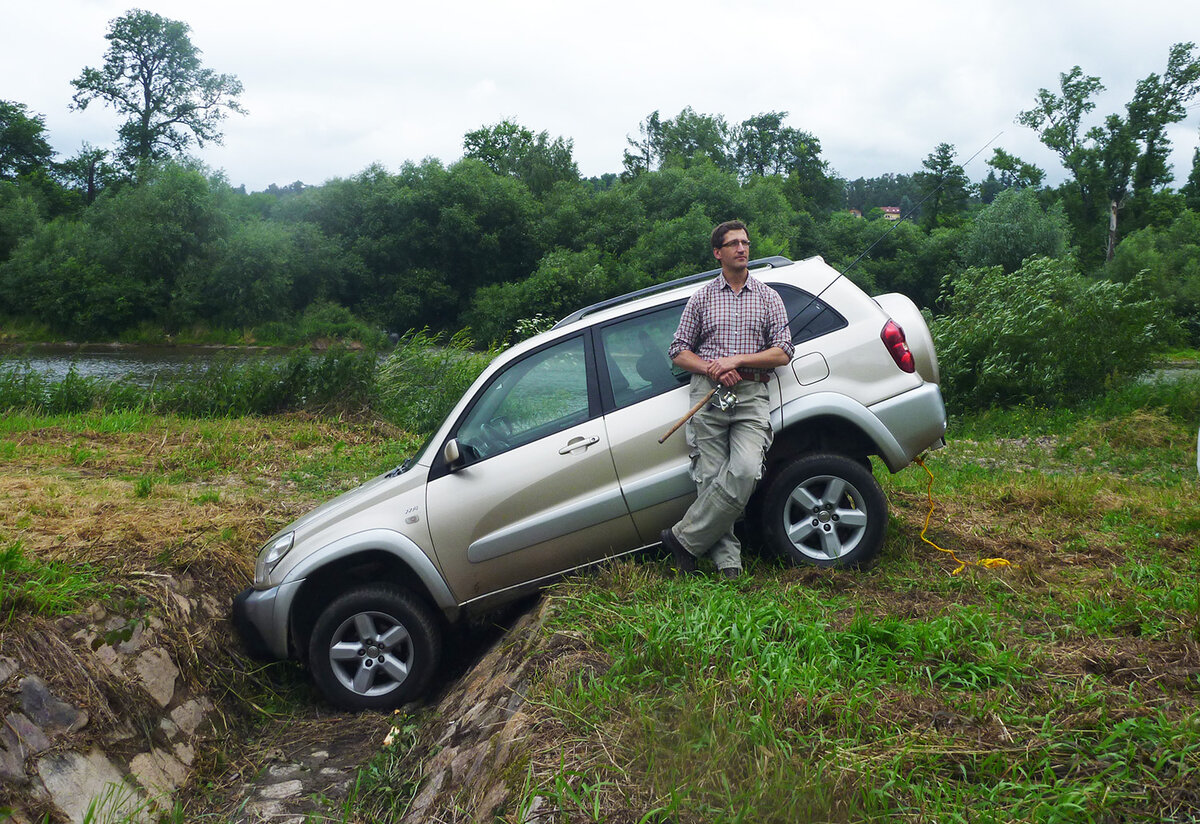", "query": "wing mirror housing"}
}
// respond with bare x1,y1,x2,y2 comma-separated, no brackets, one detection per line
442,438,463,471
